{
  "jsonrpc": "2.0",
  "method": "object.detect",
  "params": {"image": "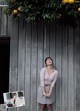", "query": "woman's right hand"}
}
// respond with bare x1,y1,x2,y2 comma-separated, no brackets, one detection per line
43,92,47,96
